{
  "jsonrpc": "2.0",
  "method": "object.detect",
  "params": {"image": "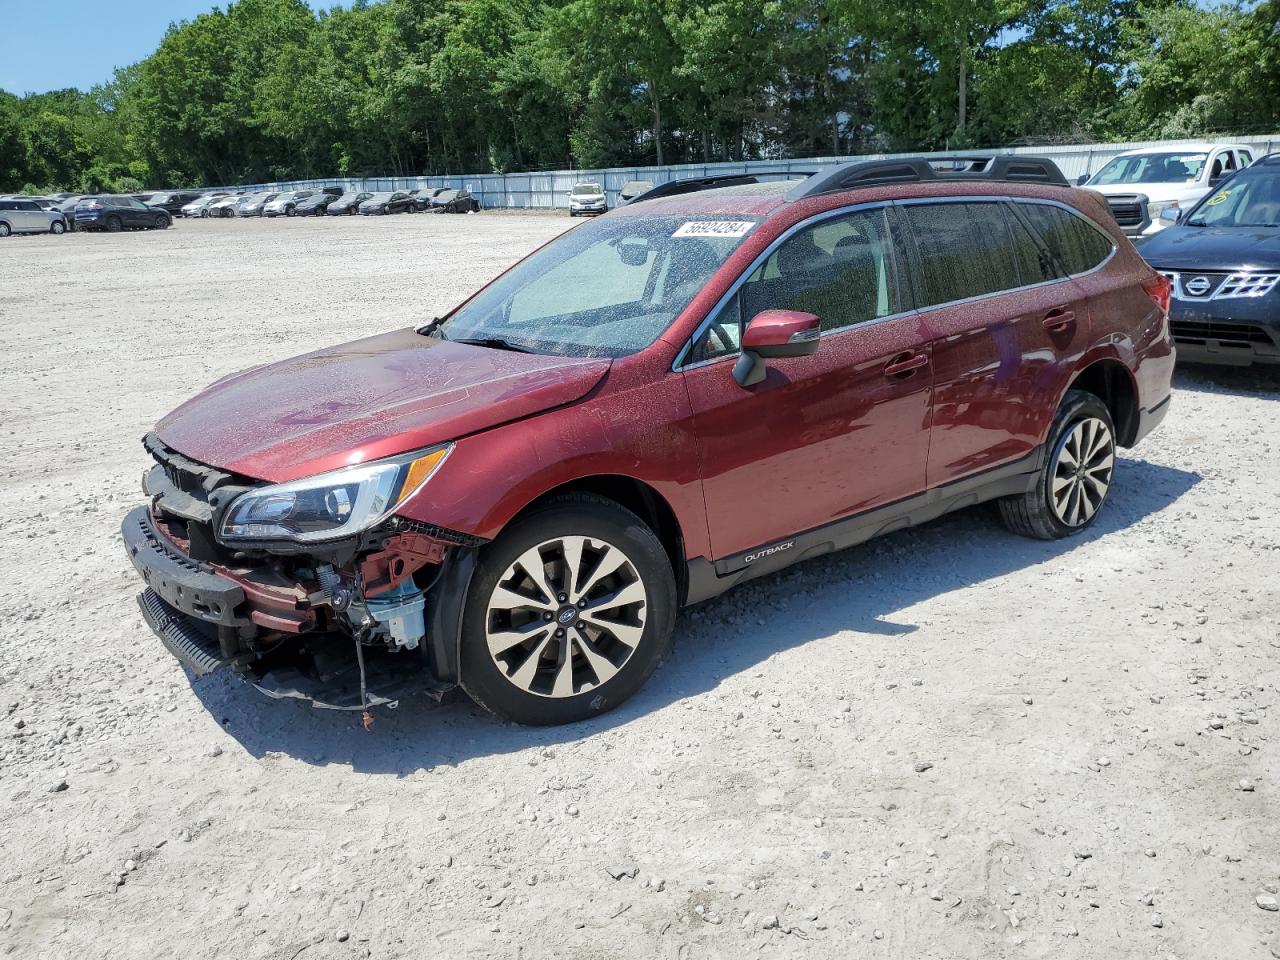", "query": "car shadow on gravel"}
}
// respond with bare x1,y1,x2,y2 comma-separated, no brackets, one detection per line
189,456,1200,775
